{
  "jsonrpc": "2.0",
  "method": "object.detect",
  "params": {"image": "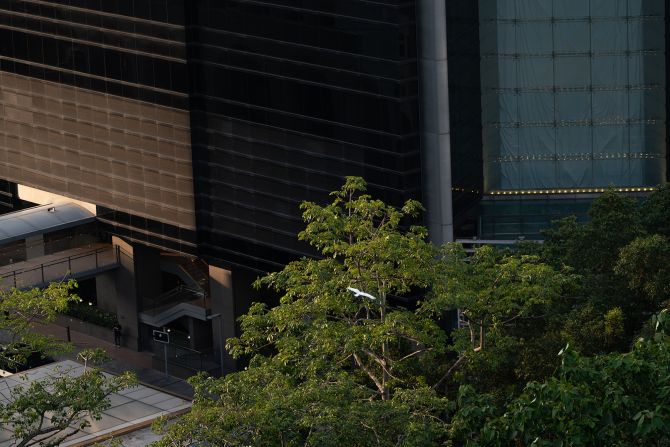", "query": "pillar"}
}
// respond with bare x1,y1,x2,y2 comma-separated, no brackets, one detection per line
418,0,454,245
208,265,237,373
